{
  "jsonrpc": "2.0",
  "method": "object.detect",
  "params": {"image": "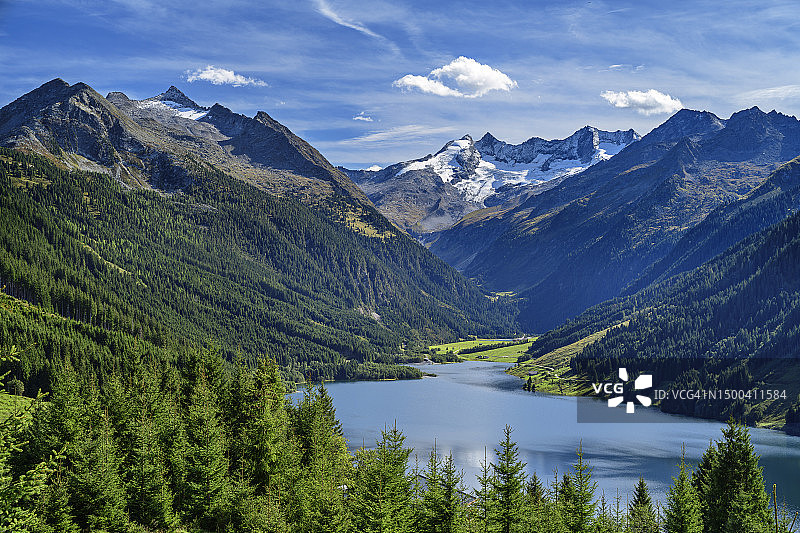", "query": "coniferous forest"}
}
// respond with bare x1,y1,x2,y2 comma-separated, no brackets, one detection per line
521,202,800,429
1,112,799,531
0,147,517,393
1,342,795,532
